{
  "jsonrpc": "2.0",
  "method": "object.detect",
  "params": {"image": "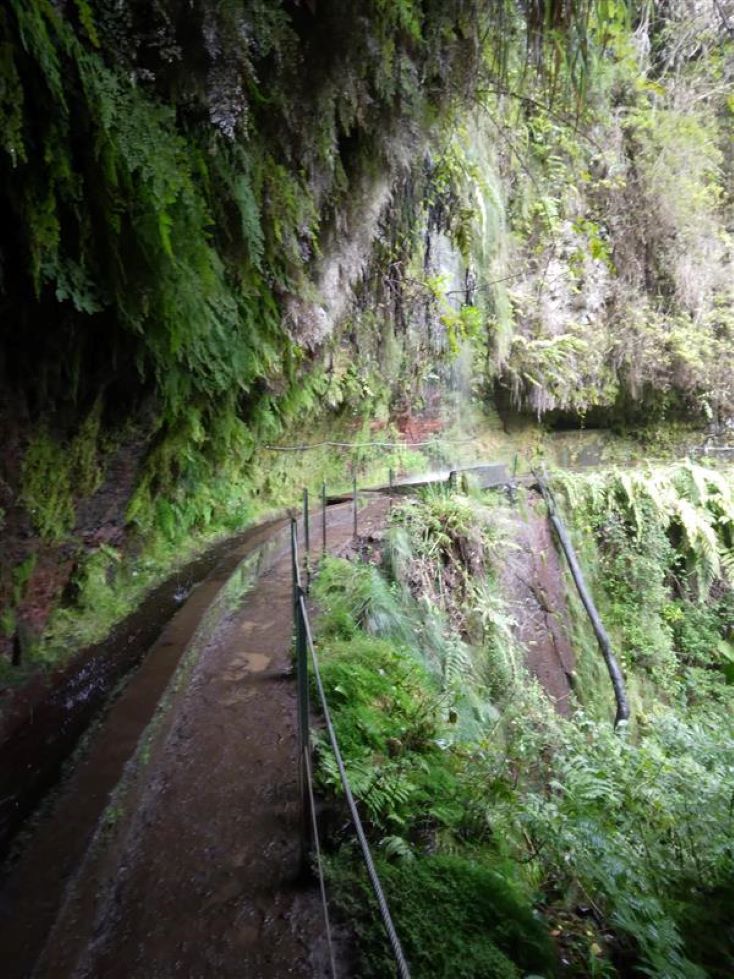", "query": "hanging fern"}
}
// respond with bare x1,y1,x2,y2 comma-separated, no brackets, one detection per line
555,463,734,598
